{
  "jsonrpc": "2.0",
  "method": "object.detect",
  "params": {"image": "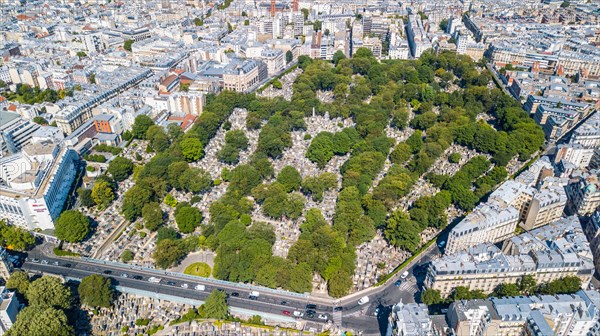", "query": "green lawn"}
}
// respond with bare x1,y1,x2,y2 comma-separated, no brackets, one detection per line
183,262,211,277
